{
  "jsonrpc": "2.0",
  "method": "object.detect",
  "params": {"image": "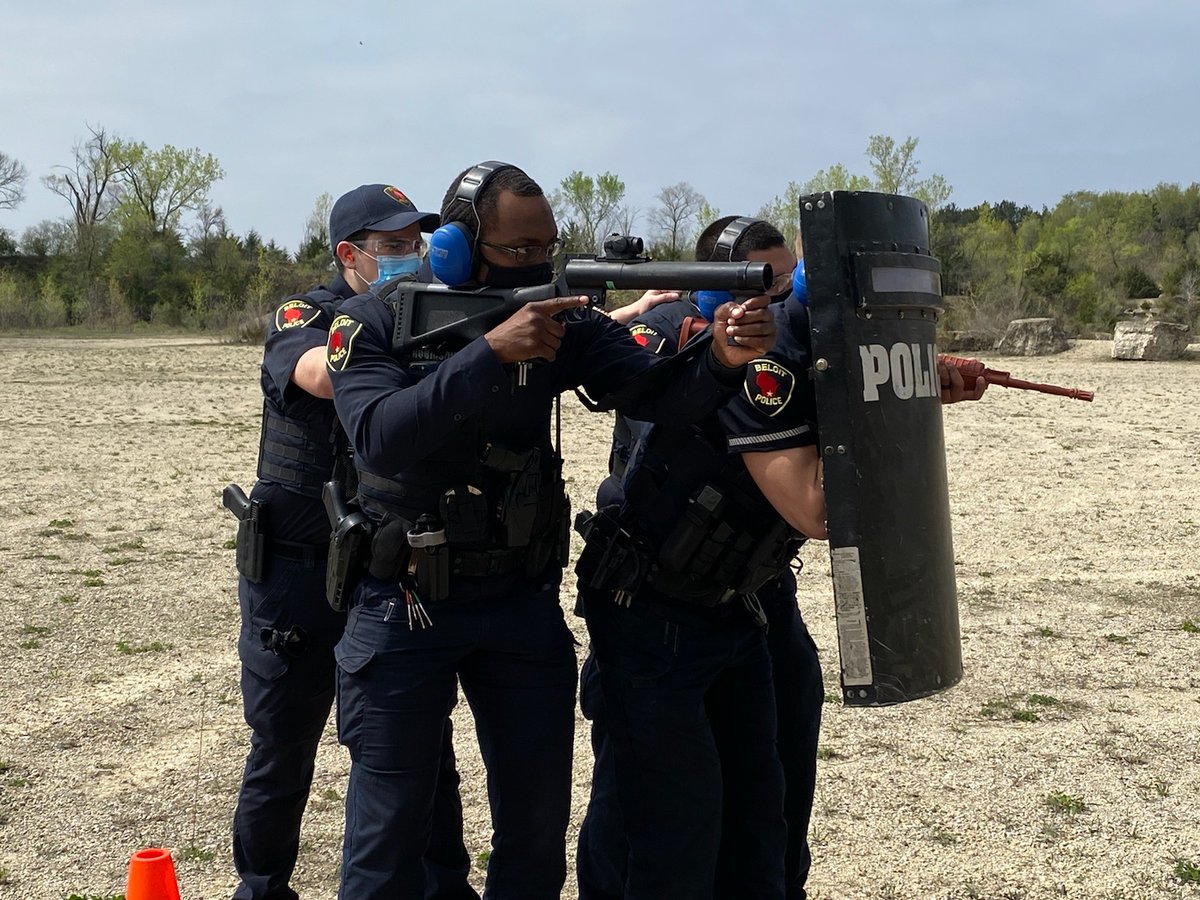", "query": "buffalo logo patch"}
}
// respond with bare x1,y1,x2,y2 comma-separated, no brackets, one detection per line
383,185,410,206
629,324,667,355
326,315,363,372
744,359,795,416
275,300,321,331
